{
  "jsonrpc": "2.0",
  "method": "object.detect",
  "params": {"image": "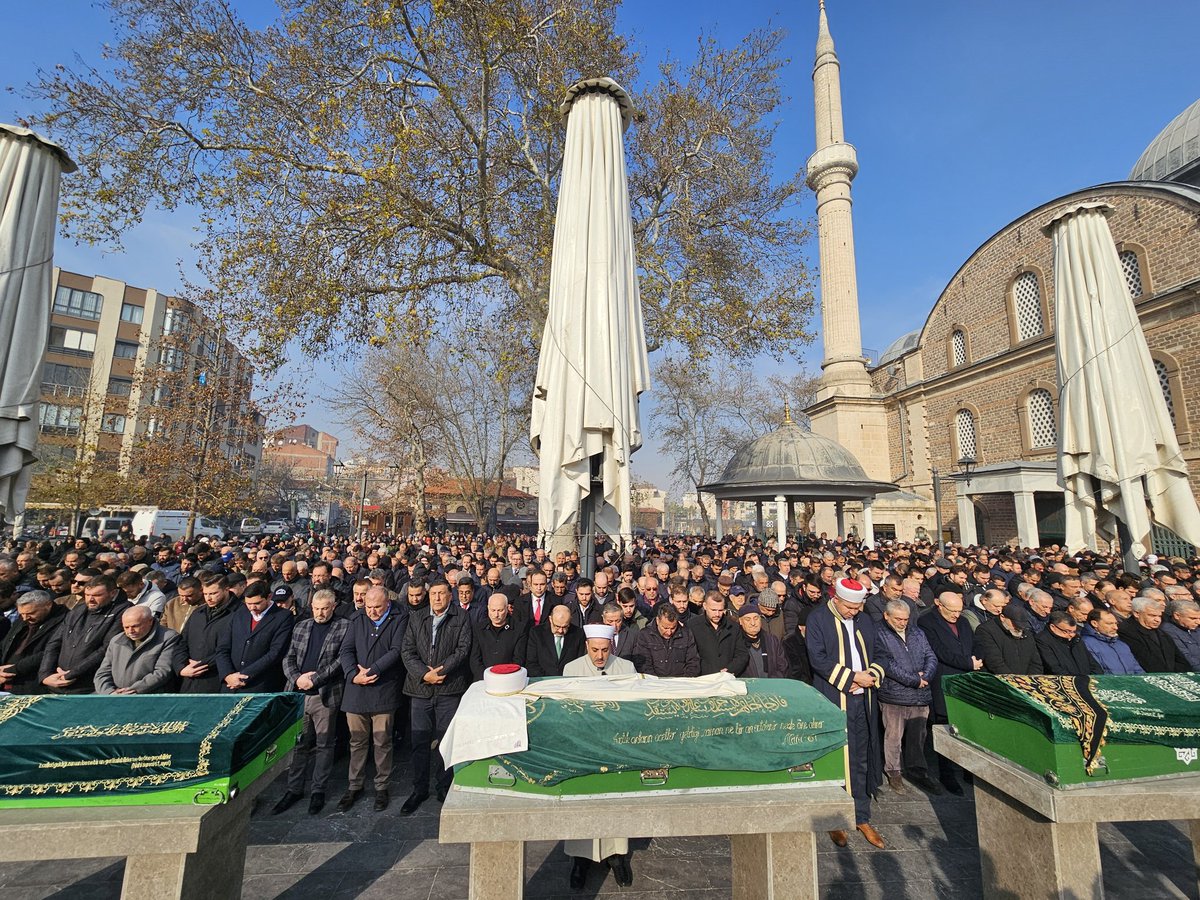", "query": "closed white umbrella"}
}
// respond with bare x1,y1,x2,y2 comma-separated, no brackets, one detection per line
1049,202,1200,558
531,78,650,551
0,125,75,527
